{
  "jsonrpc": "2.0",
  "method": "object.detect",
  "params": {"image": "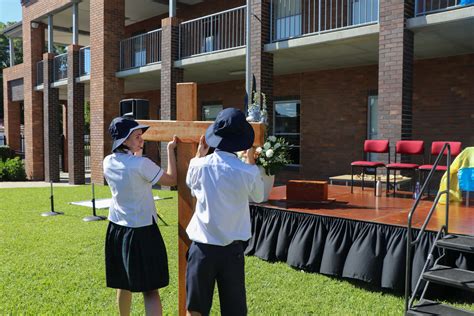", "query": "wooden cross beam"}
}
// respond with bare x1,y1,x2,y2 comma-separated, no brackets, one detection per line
137,82,265,315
